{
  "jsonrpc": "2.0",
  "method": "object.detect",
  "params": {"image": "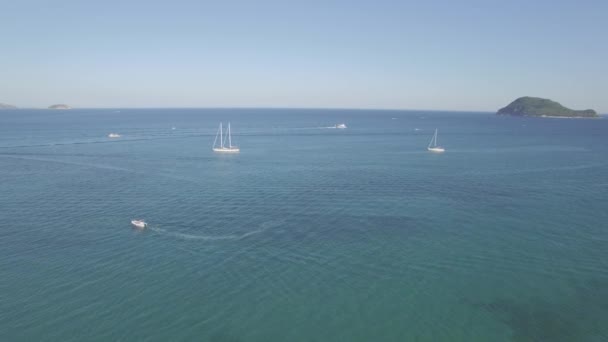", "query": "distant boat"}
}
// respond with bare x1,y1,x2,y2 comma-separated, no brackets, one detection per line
427,129,445,153
131,219,147,229
108,133,121,138
213,122,240,153
335,123,347,129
